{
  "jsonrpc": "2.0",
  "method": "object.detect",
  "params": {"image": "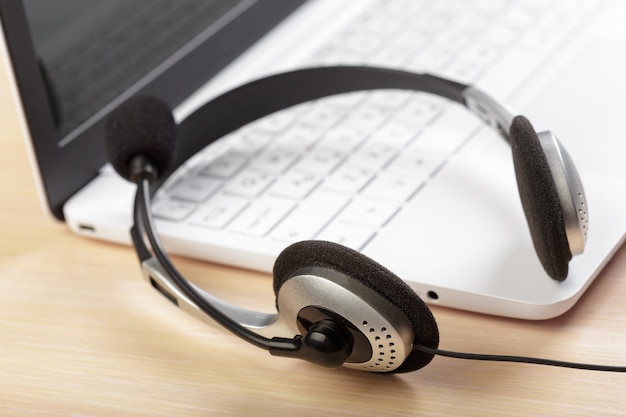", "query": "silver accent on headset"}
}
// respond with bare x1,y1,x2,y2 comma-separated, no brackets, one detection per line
537,131,588,254
464,86,588,254
140,258,295,337
141,258,414,372
463,87,515,137
276,274,414,373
